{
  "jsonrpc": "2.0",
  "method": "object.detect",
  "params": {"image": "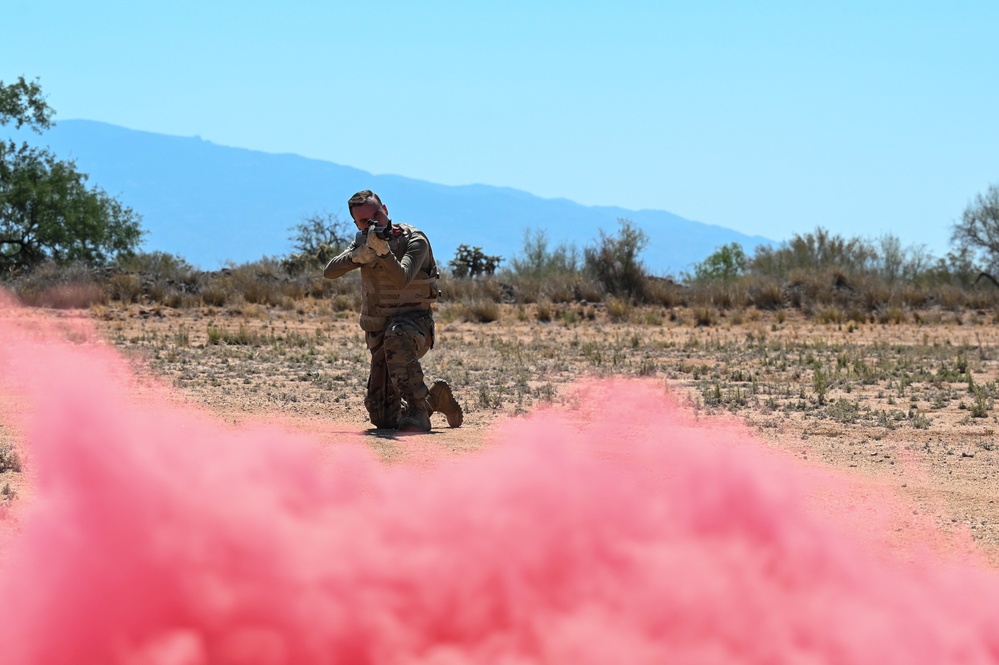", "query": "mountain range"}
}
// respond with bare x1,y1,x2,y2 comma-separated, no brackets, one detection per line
23,120,773,275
